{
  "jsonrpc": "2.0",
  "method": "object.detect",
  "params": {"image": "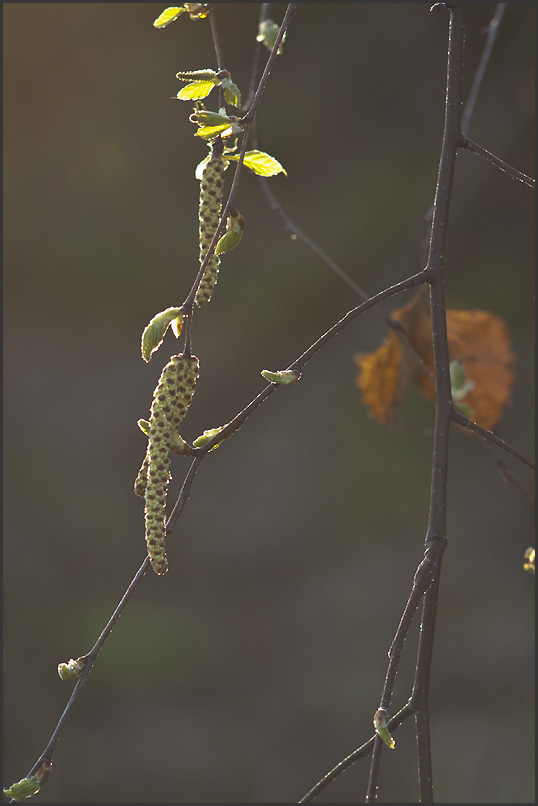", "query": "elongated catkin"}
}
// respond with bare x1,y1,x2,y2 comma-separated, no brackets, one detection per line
141,354,199,574
195,138,225,306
